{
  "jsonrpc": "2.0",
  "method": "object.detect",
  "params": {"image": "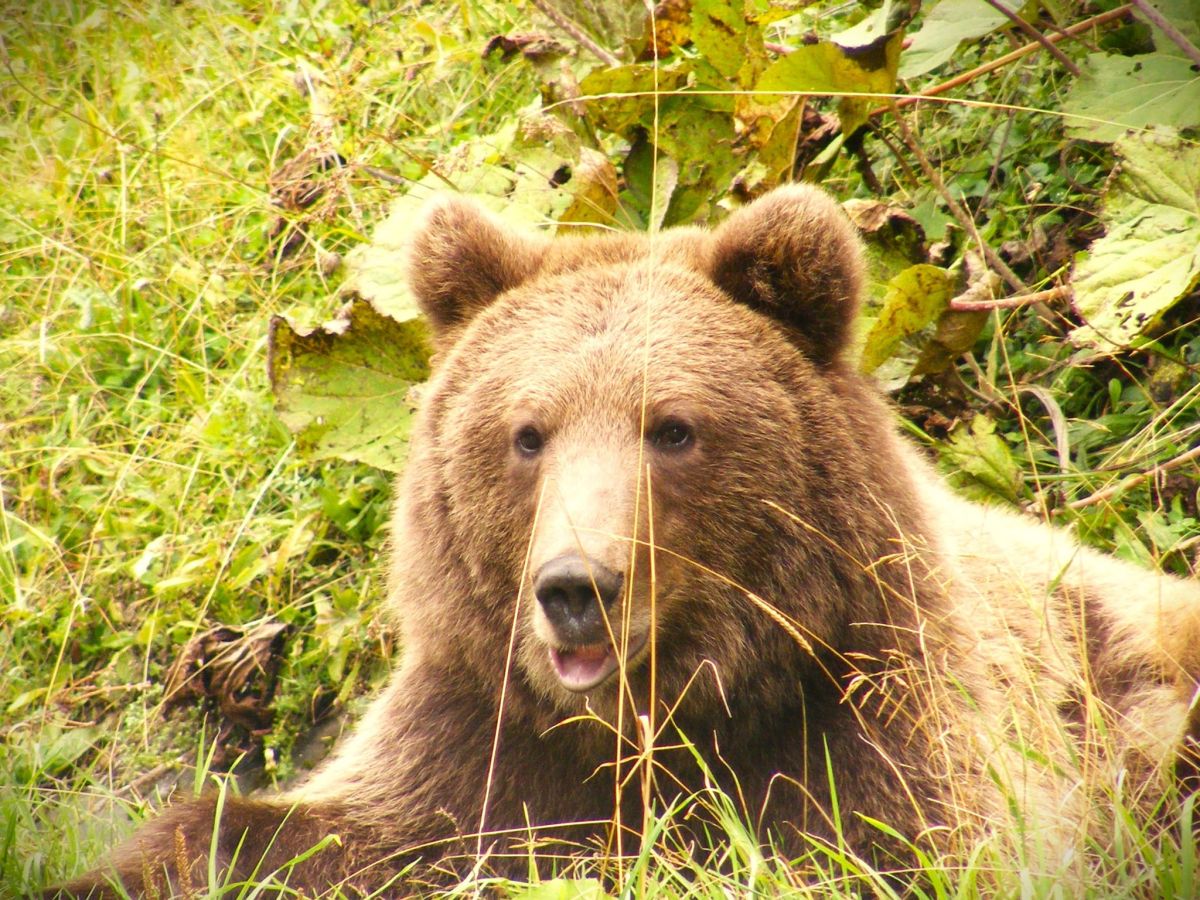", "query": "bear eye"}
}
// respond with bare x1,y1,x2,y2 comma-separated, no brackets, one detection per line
649,419,694,451
514,425,544,457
